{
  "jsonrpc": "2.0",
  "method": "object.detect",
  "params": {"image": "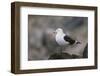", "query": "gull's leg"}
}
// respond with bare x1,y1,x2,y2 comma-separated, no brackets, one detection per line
60,47,64,54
